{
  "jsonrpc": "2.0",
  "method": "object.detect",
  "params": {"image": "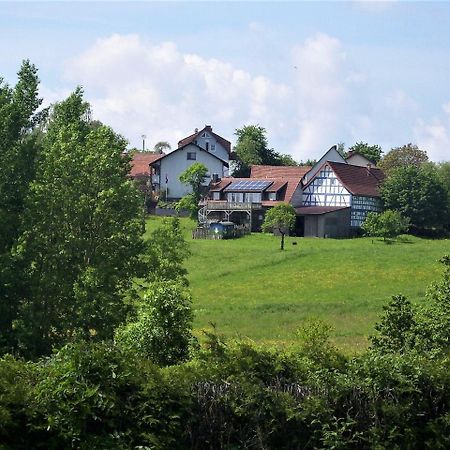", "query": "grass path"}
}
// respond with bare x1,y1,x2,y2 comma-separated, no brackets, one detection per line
145,217,450,352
